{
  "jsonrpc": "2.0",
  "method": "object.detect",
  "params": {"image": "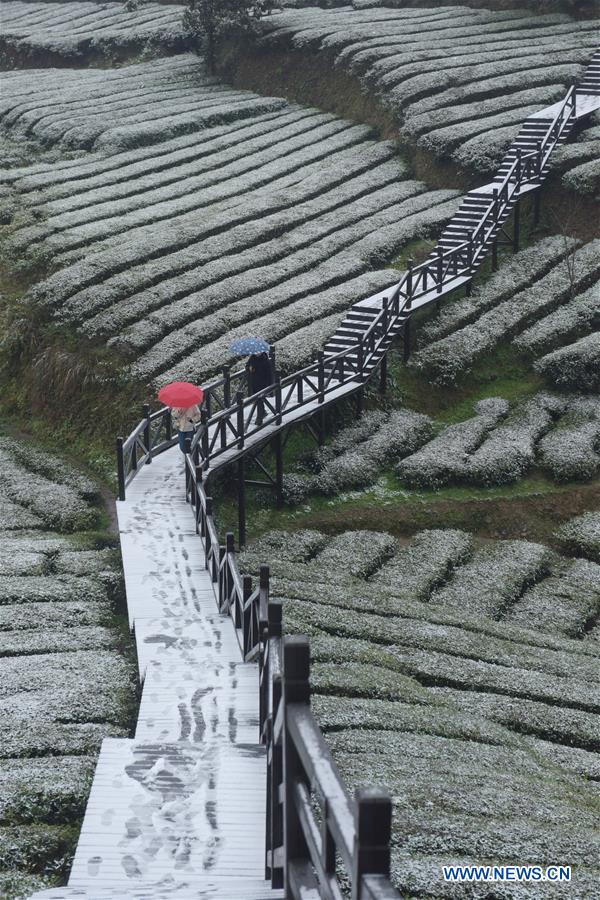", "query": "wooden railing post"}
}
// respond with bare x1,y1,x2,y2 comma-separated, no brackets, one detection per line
165,407,173,441
436,247,443,293
405,257,413,310
571,83,577,119
274,371,282,425
116,437,126,501
222,364,231,408
200,408,209,468
403,317,411,363
237,455,246,548
142,403,152,462
223,532,235,612
236,391,245,450
204,495,214,565
513,196,521,253
193,464,203,530
269,344,276,378
317,352,325,403
352,788,393,900
241,573,252,642
515,147,522,186
267,598,284,888
356,338,364,381
283,636,311,896
274,432,284,507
